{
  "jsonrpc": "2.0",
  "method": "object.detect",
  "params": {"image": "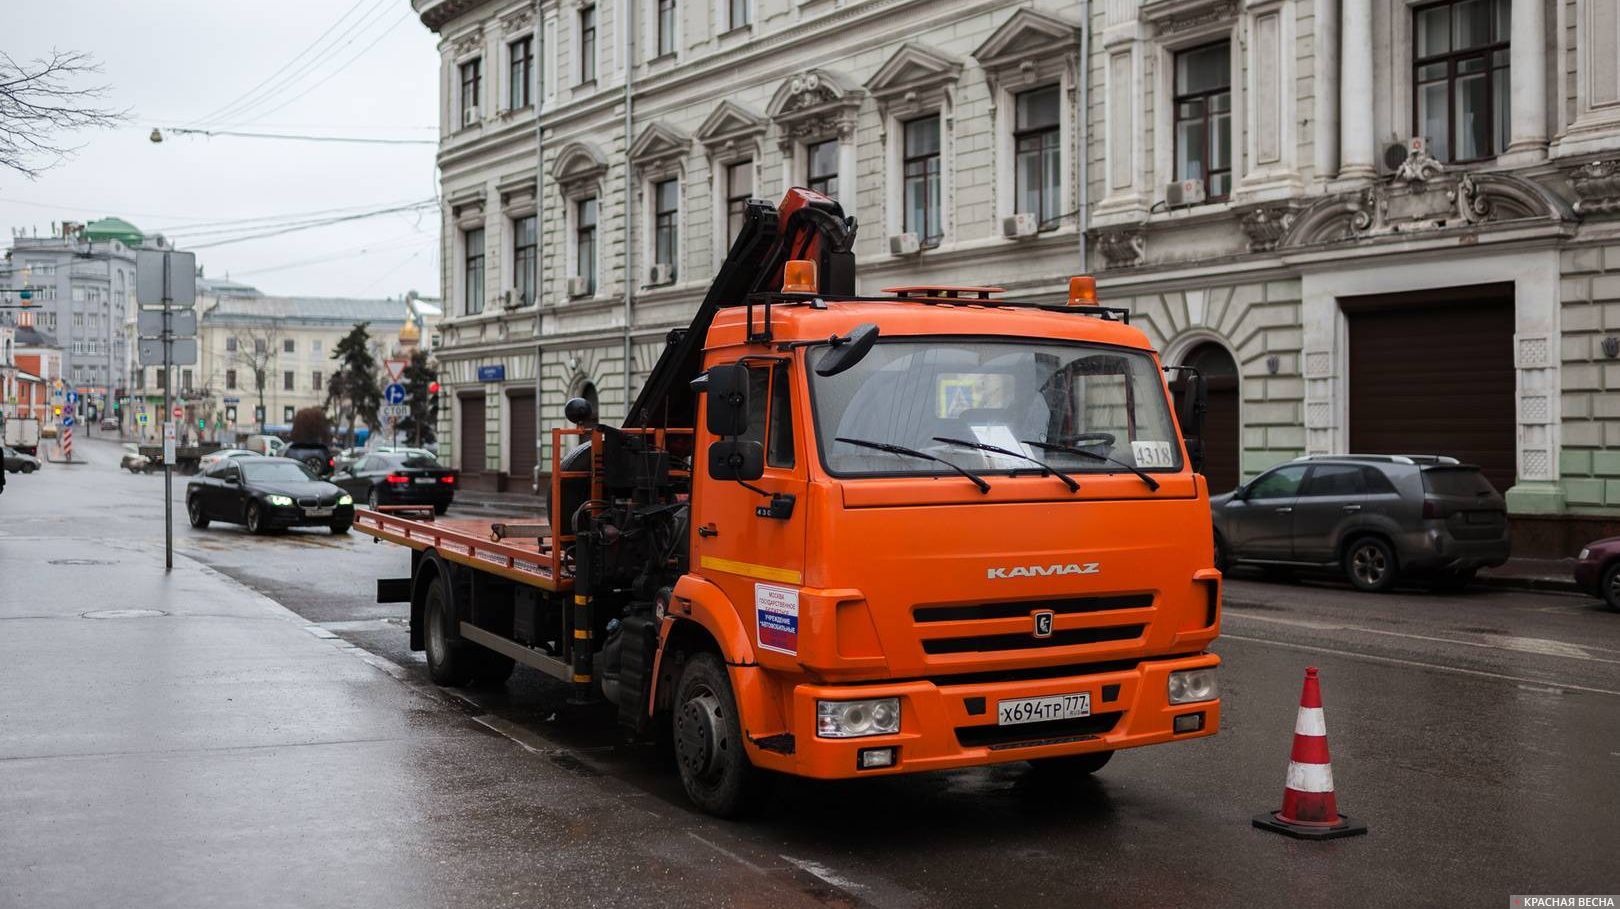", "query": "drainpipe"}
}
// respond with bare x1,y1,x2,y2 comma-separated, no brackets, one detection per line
532,0,545,492
1076,5,1090,274
621,0,635,422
